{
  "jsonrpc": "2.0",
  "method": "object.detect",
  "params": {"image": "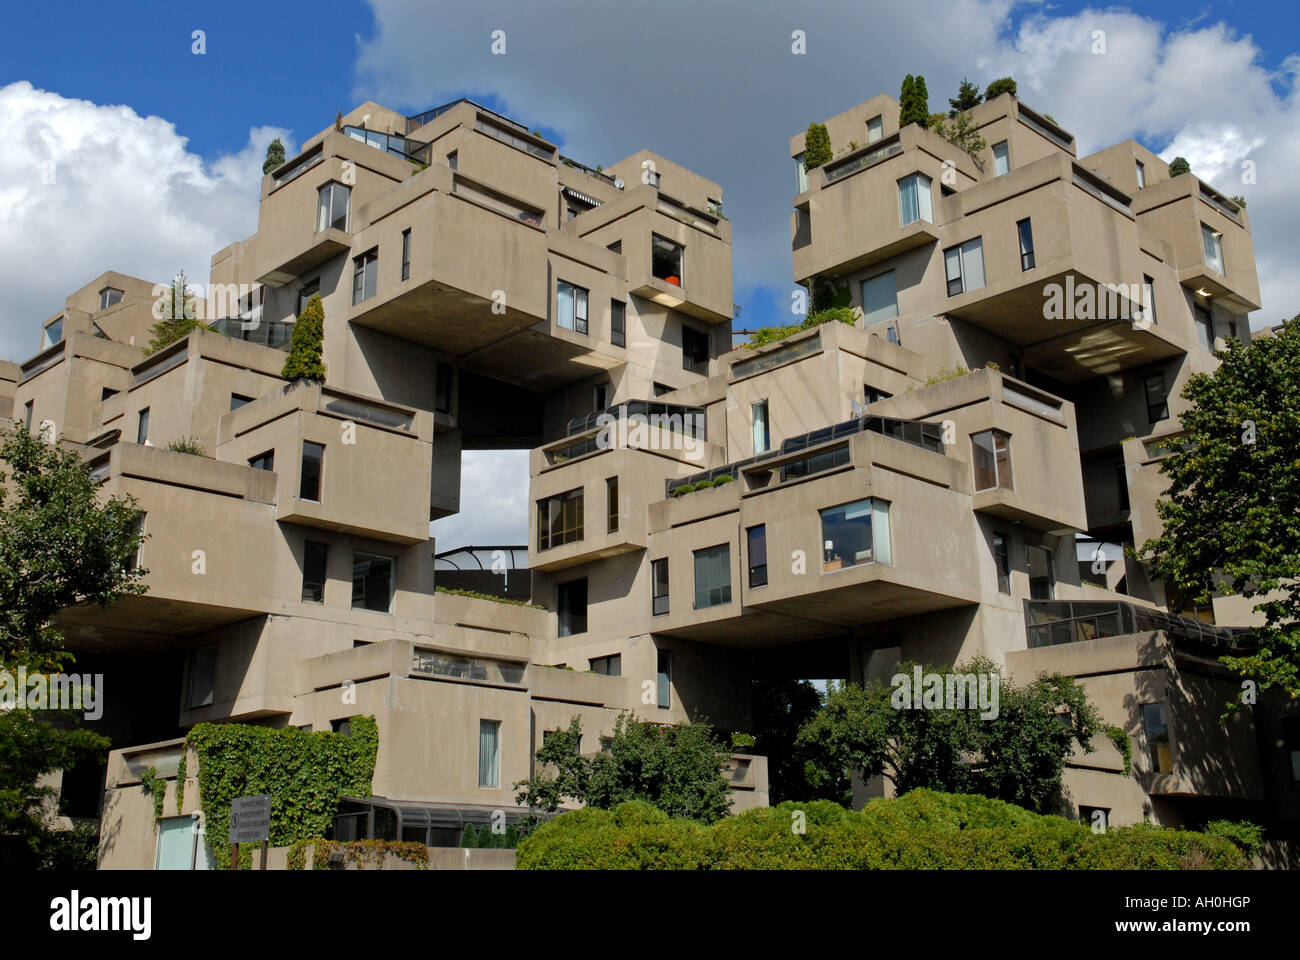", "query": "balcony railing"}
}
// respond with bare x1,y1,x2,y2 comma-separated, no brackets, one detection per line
209,316,295,350
566,401,708,439
1024,599,1254,656
342,126,425,163
821,135,904,186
